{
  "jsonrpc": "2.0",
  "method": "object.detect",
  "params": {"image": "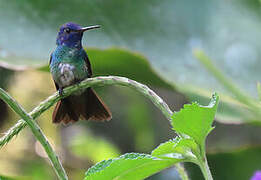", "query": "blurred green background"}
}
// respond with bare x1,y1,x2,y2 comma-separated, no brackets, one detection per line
0,0,261,179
